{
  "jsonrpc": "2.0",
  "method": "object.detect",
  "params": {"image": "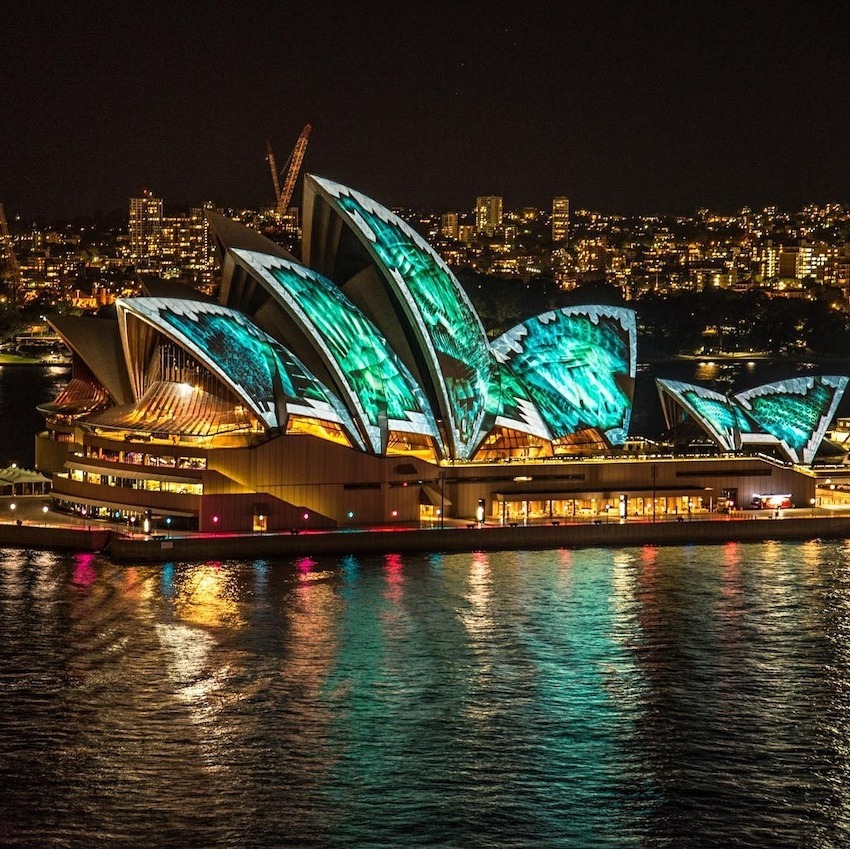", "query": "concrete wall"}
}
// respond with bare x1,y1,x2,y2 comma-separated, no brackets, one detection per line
0,523,110,552
110,514,850,564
